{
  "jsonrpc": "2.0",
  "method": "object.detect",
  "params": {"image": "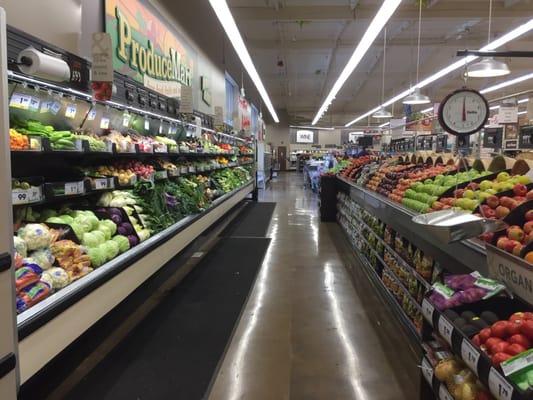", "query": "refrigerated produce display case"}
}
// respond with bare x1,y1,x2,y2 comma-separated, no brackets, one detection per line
325,152,533,400
2,23,257,385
